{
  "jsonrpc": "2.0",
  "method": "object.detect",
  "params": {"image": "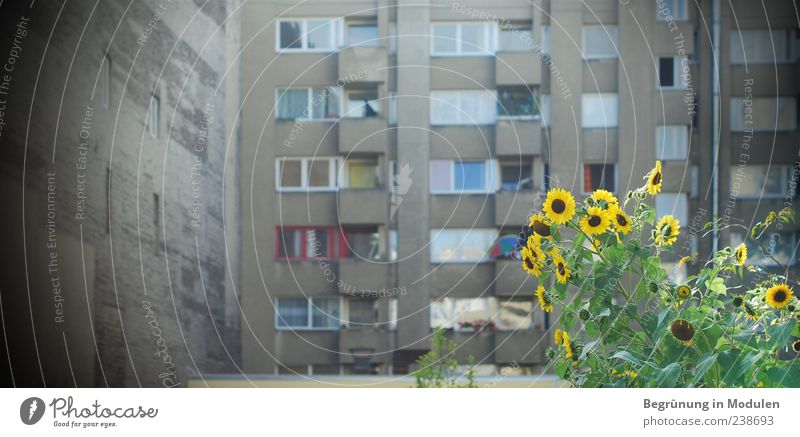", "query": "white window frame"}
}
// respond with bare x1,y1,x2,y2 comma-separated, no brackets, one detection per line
730,29,796,64
581,93,619,128
731,164,791,199
430,22,496,56
275,157,340,192
429,228,499,264
657,0,688,21
148,95,159,138
582,25,619,60
582,163,618,195
430,90,497,125
275,18,344,53
655,125,689,160
658,56,690,89
429,159,498,194
275,297,342,331
275,87,341,121
496,22,533,52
